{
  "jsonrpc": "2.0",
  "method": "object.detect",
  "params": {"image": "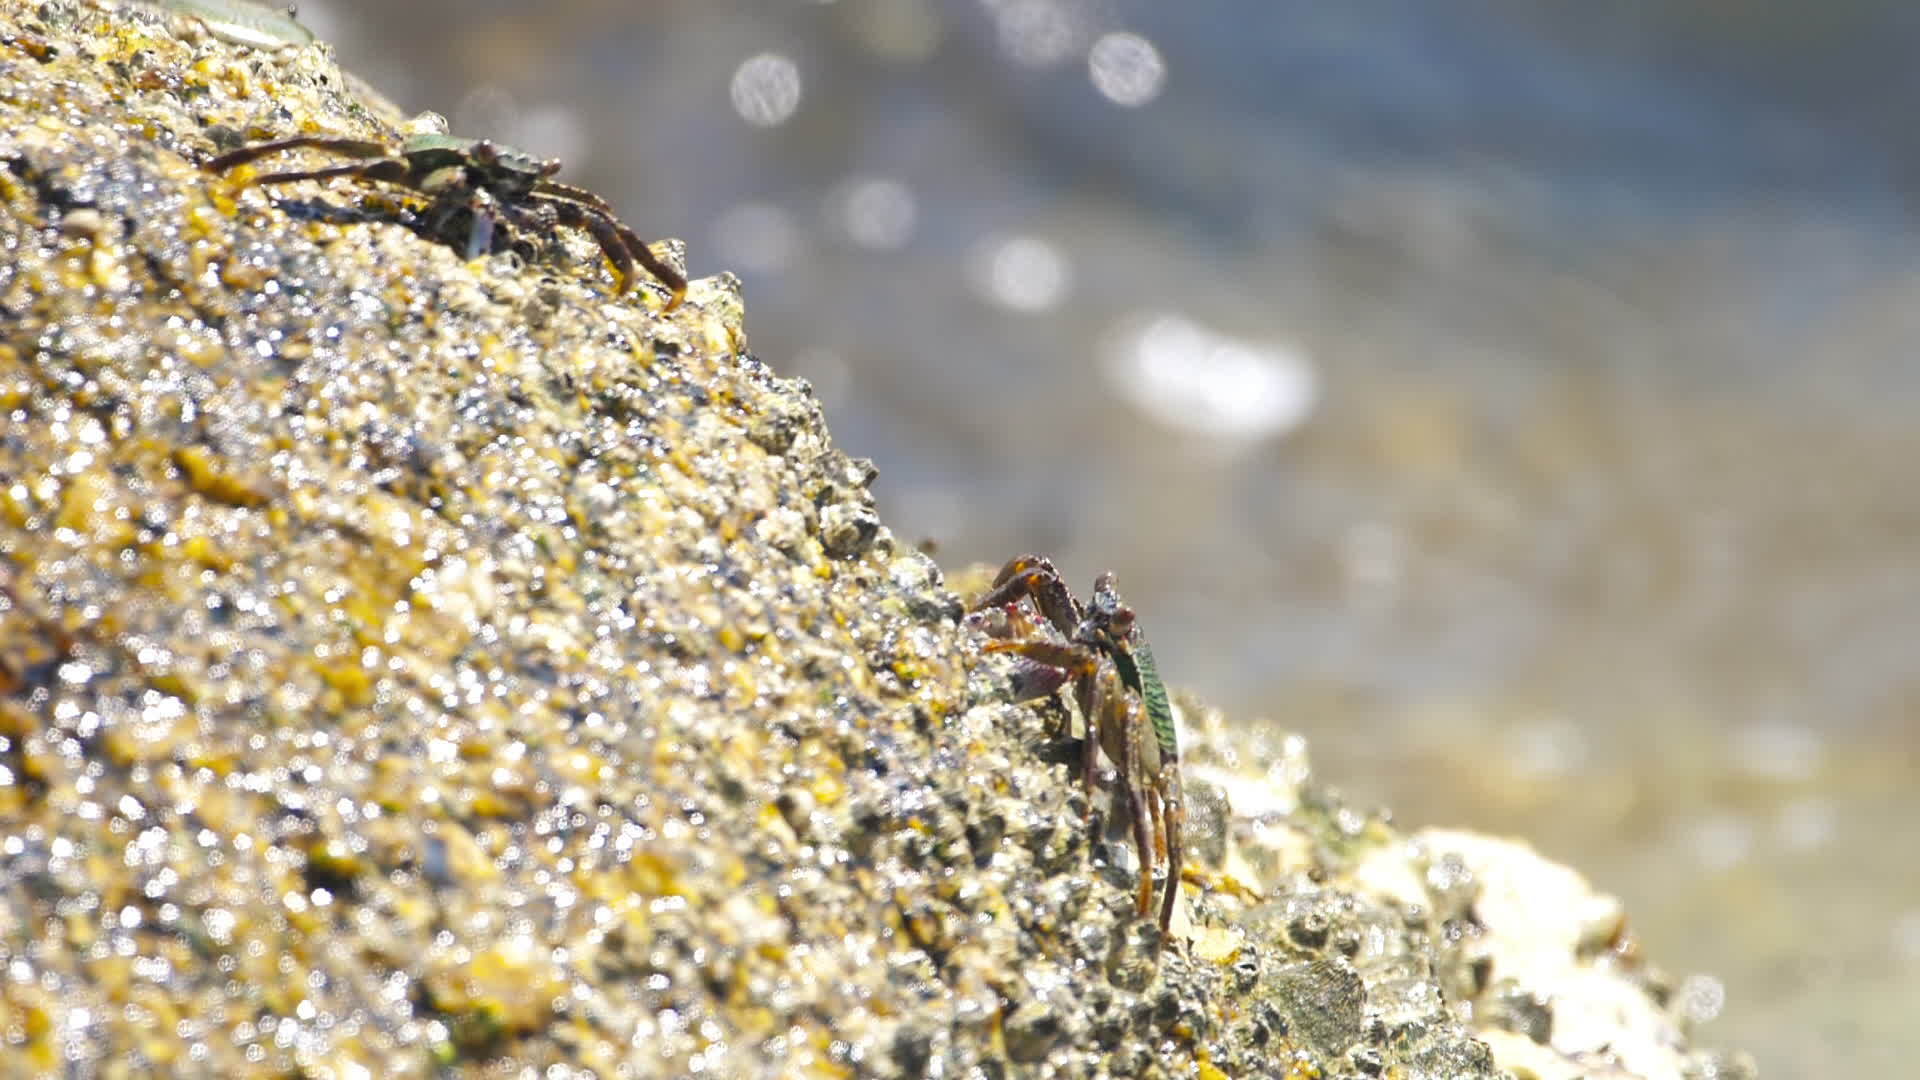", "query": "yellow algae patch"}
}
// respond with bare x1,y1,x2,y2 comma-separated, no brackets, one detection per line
623,849,686,897
553,748,608,787
1187,923,1243,965
435,825,500,885
315,656,375,708
174,532,236,572
809,769,846,807
170,445,271,508
53,467,123,539
423,935,569,1052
